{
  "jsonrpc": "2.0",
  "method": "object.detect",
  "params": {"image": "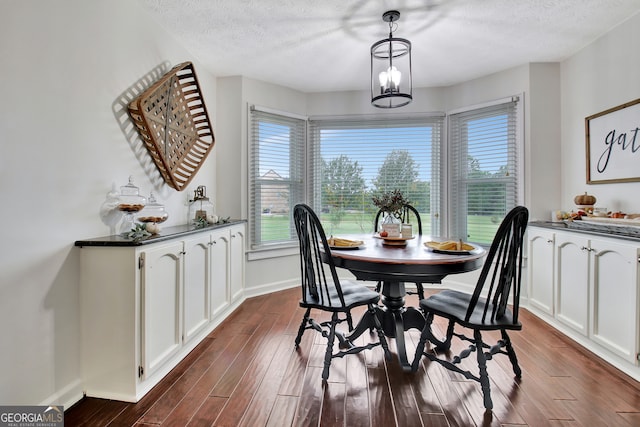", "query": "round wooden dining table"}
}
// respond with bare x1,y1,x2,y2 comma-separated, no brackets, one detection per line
326,233,486,371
